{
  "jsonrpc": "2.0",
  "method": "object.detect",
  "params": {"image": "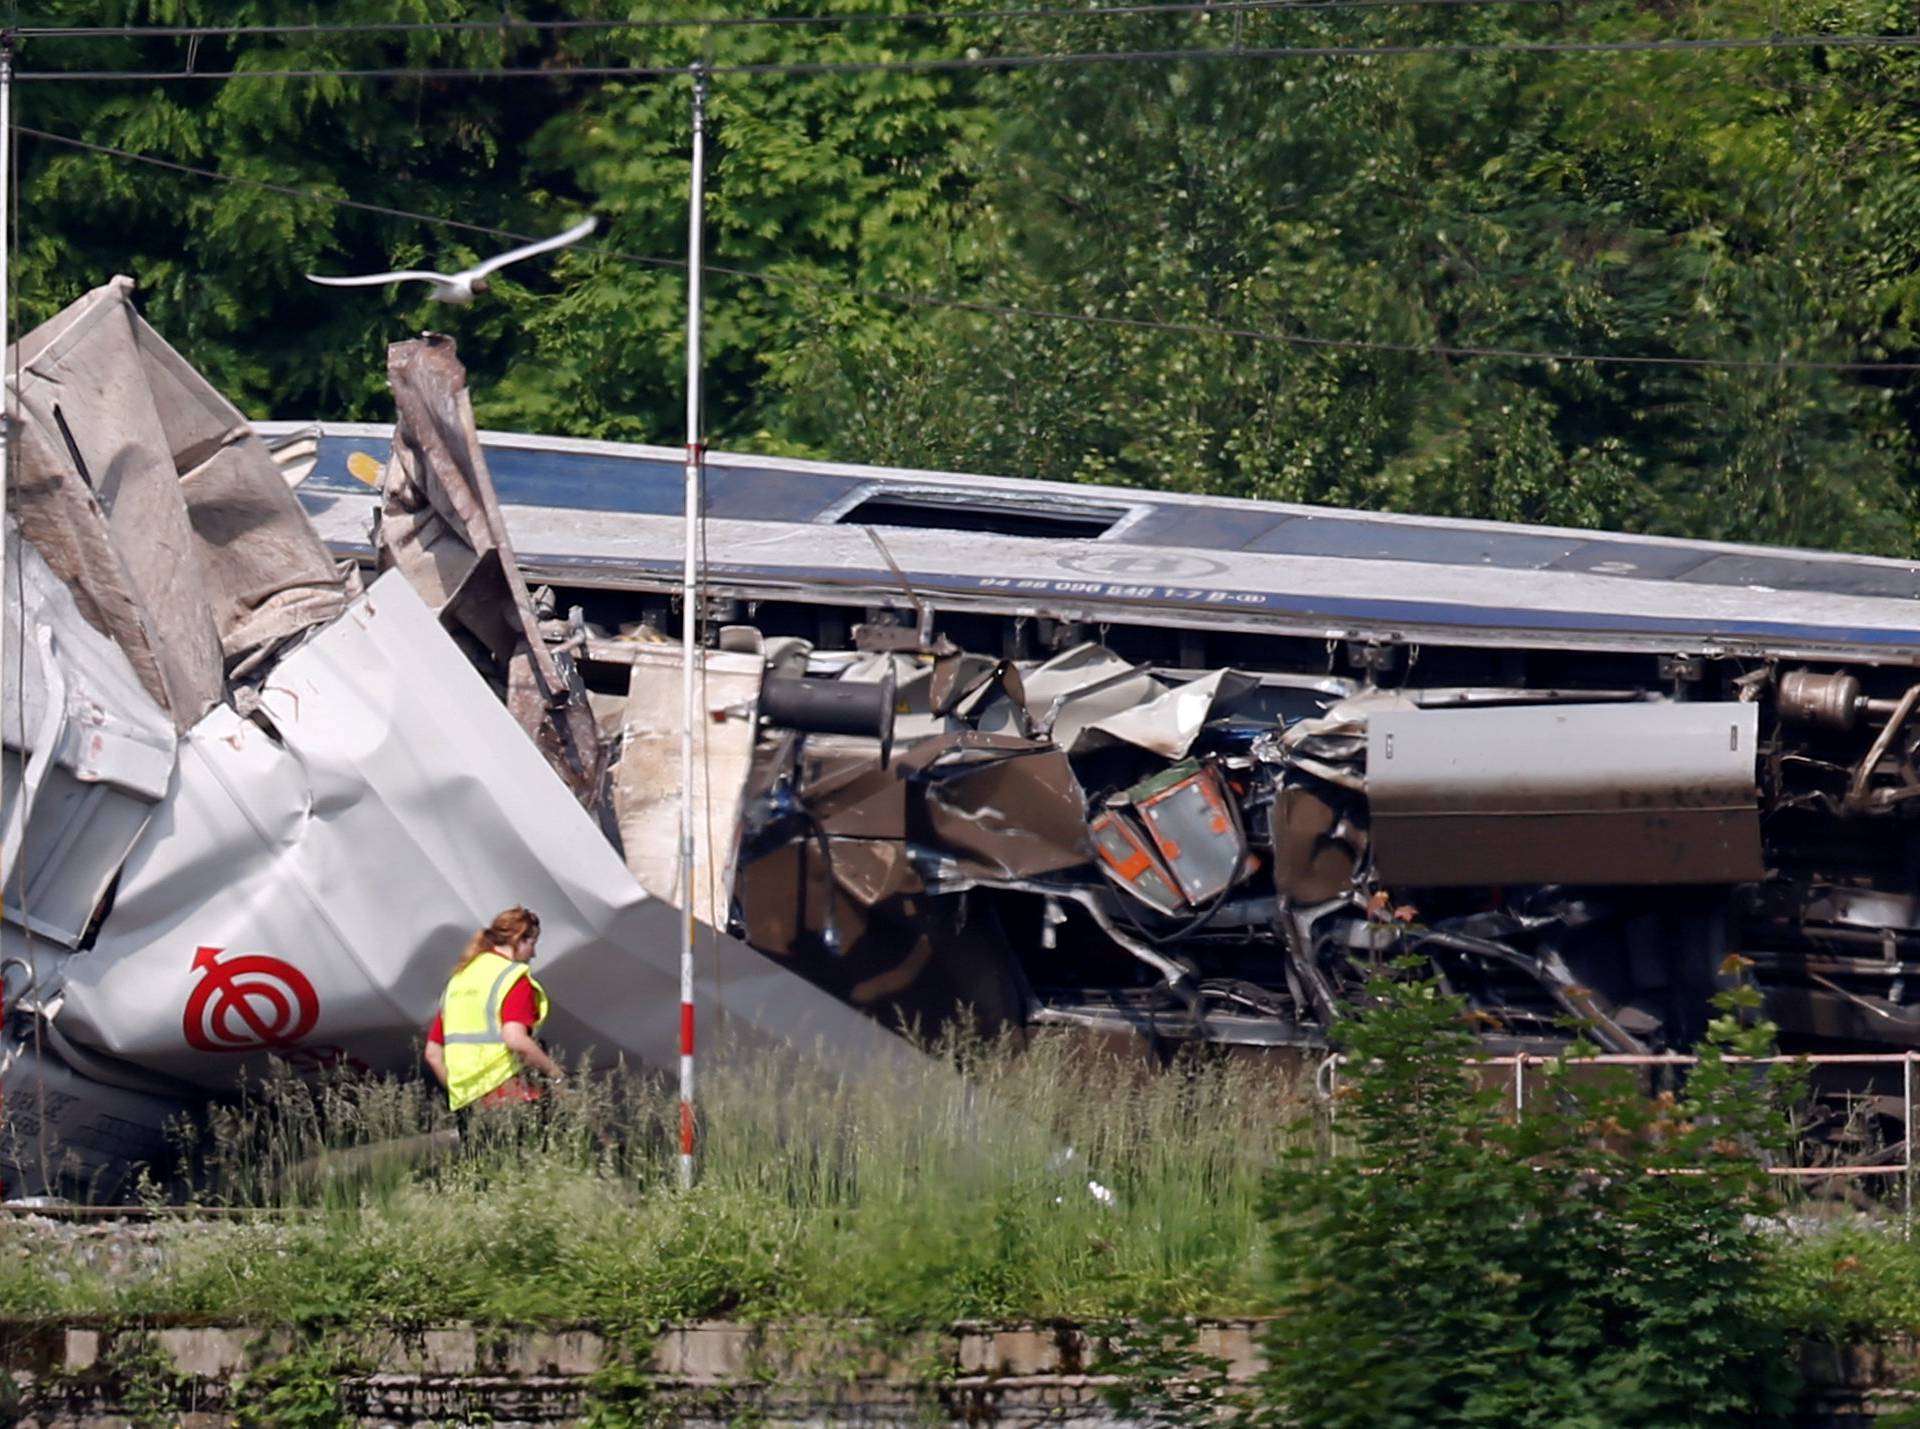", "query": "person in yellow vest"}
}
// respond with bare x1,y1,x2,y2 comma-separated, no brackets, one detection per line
423,906,564,1110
